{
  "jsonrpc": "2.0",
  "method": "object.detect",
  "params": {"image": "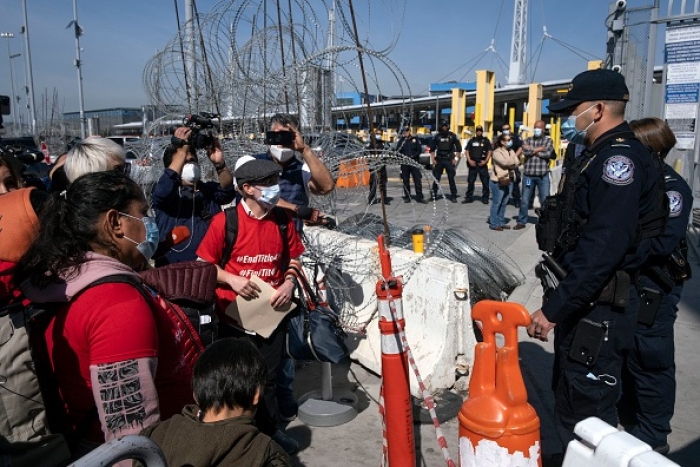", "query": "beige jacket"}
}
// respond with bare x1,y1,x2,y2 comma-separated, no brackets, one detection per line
490,147,520,182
